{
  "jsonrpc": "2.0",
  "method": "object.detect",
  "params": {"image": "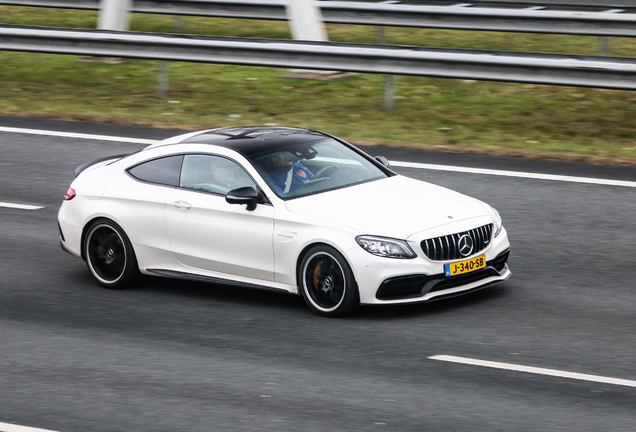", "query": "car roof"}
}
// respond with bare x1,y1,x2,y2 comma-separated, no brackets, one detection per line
164,126,332,158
